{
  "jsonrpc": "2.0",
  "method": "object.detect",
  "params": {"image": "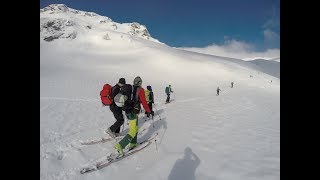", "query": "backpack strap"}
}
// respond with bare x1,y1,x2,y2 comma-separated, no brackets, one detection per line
135,87,140,103
111,84,121,99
